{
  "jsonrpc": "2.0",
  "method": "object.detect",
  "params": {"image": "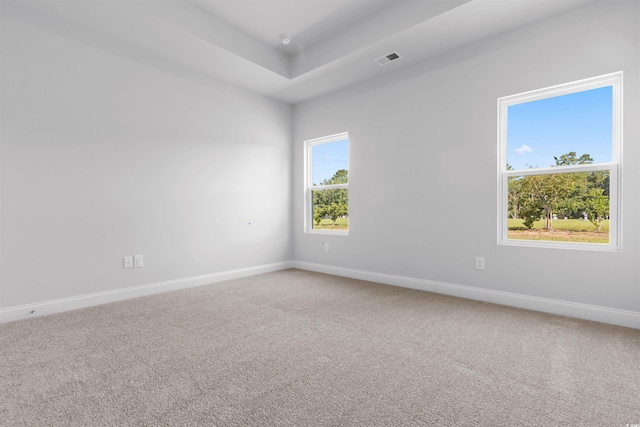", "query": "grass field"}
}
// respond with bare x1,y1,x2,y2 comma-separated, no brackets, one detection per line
312,218,608,243
508,218,609,232
508,218,609,244
313,218,348,230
